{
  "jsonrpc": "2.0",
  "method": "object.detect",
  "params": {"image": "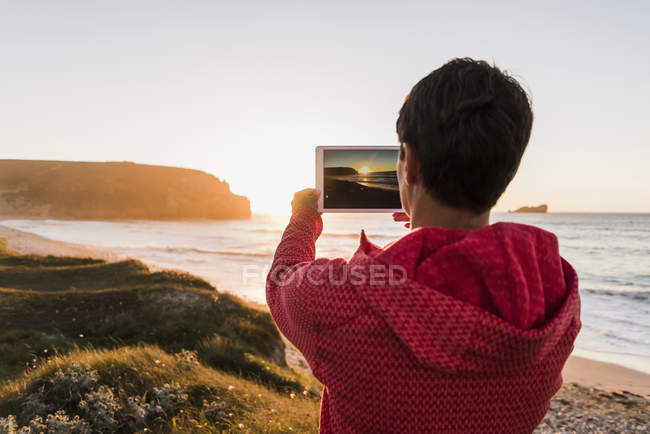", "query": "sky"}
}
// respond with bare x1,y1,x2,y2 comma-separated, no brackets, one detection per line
324,149,398,172
1,0,649,213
